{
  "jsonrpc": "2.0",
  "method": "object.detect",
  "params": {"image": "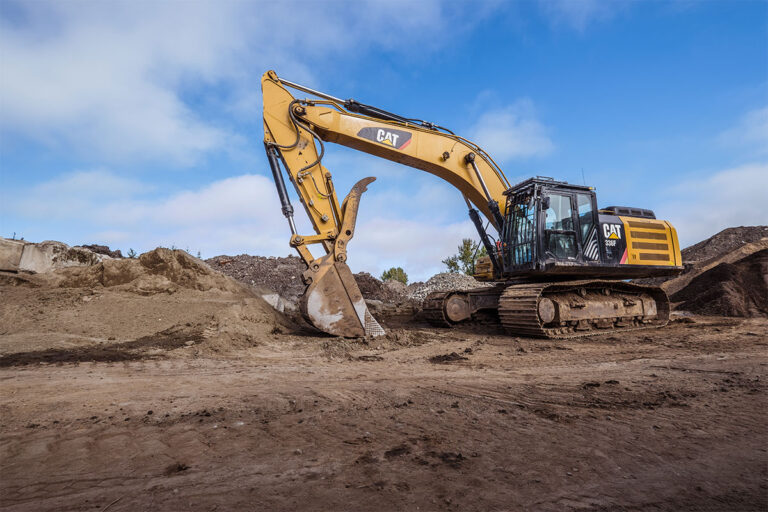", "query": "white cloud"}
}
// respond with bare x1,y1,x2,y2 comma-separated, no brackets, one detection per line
660,162,768,247
353,217,478,281
468,99,554,161
6,169,482,280
718,106,768,156
7,170,287,254
0,1,483,166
